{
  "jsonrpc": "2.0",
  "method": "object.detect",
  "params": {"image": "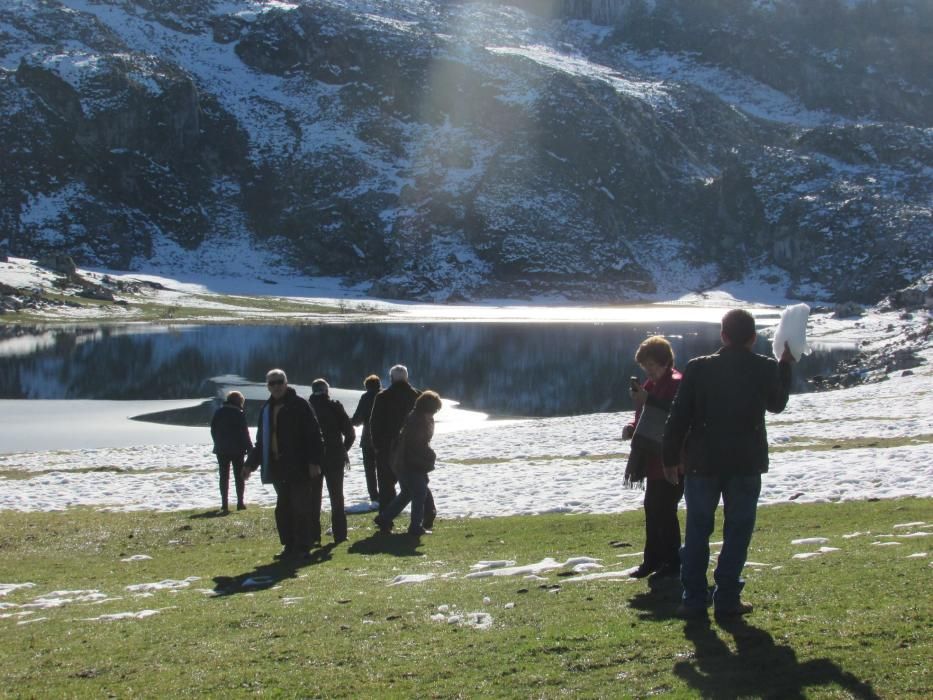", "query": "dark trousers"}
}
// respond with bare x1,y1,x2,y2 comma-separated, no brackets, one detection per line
642,477,685,570
272,479,315,553
361,444,379,503
216,453,245,508
375,449,398,511
310,467,347,543
381,471,435,534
